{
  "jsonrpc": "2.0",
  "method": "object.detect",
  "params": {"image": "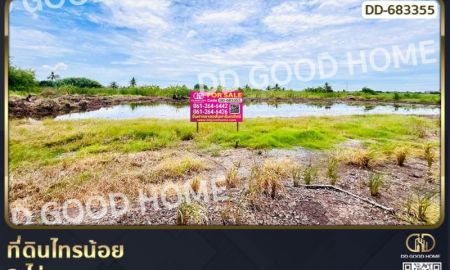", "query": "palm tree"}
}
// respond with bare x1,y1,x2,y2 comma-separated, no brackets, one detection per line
130,77,137,87
47,71,60,81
